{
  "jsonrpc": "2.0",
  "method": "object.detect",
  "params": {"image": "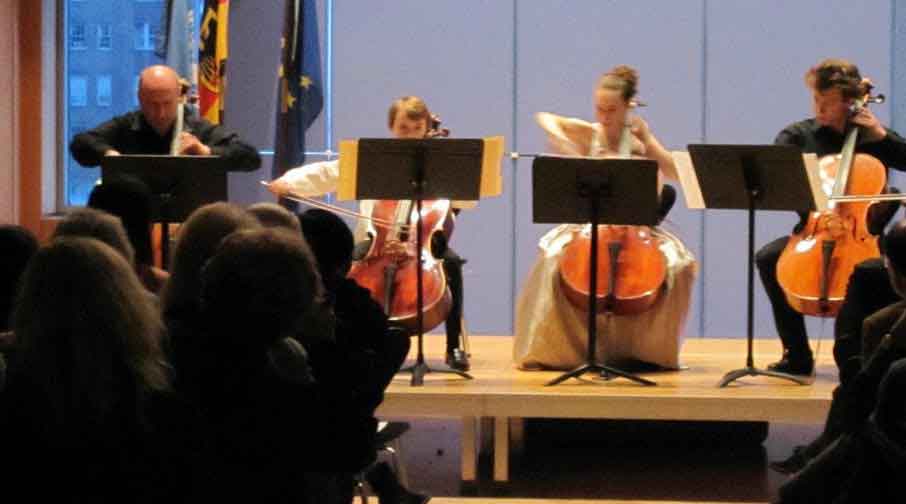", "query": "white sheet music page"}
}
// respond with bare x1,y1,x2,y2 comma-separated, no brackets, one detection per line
802,152,827,212
671,151,705,209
